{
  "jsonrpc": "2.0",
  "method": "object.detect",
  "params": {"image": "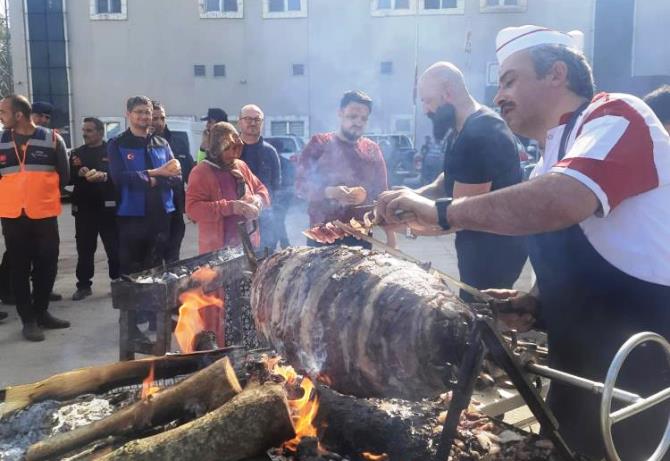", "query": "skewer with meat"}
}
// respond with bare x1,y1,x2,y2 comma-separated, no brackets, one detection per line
251,245,473,399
